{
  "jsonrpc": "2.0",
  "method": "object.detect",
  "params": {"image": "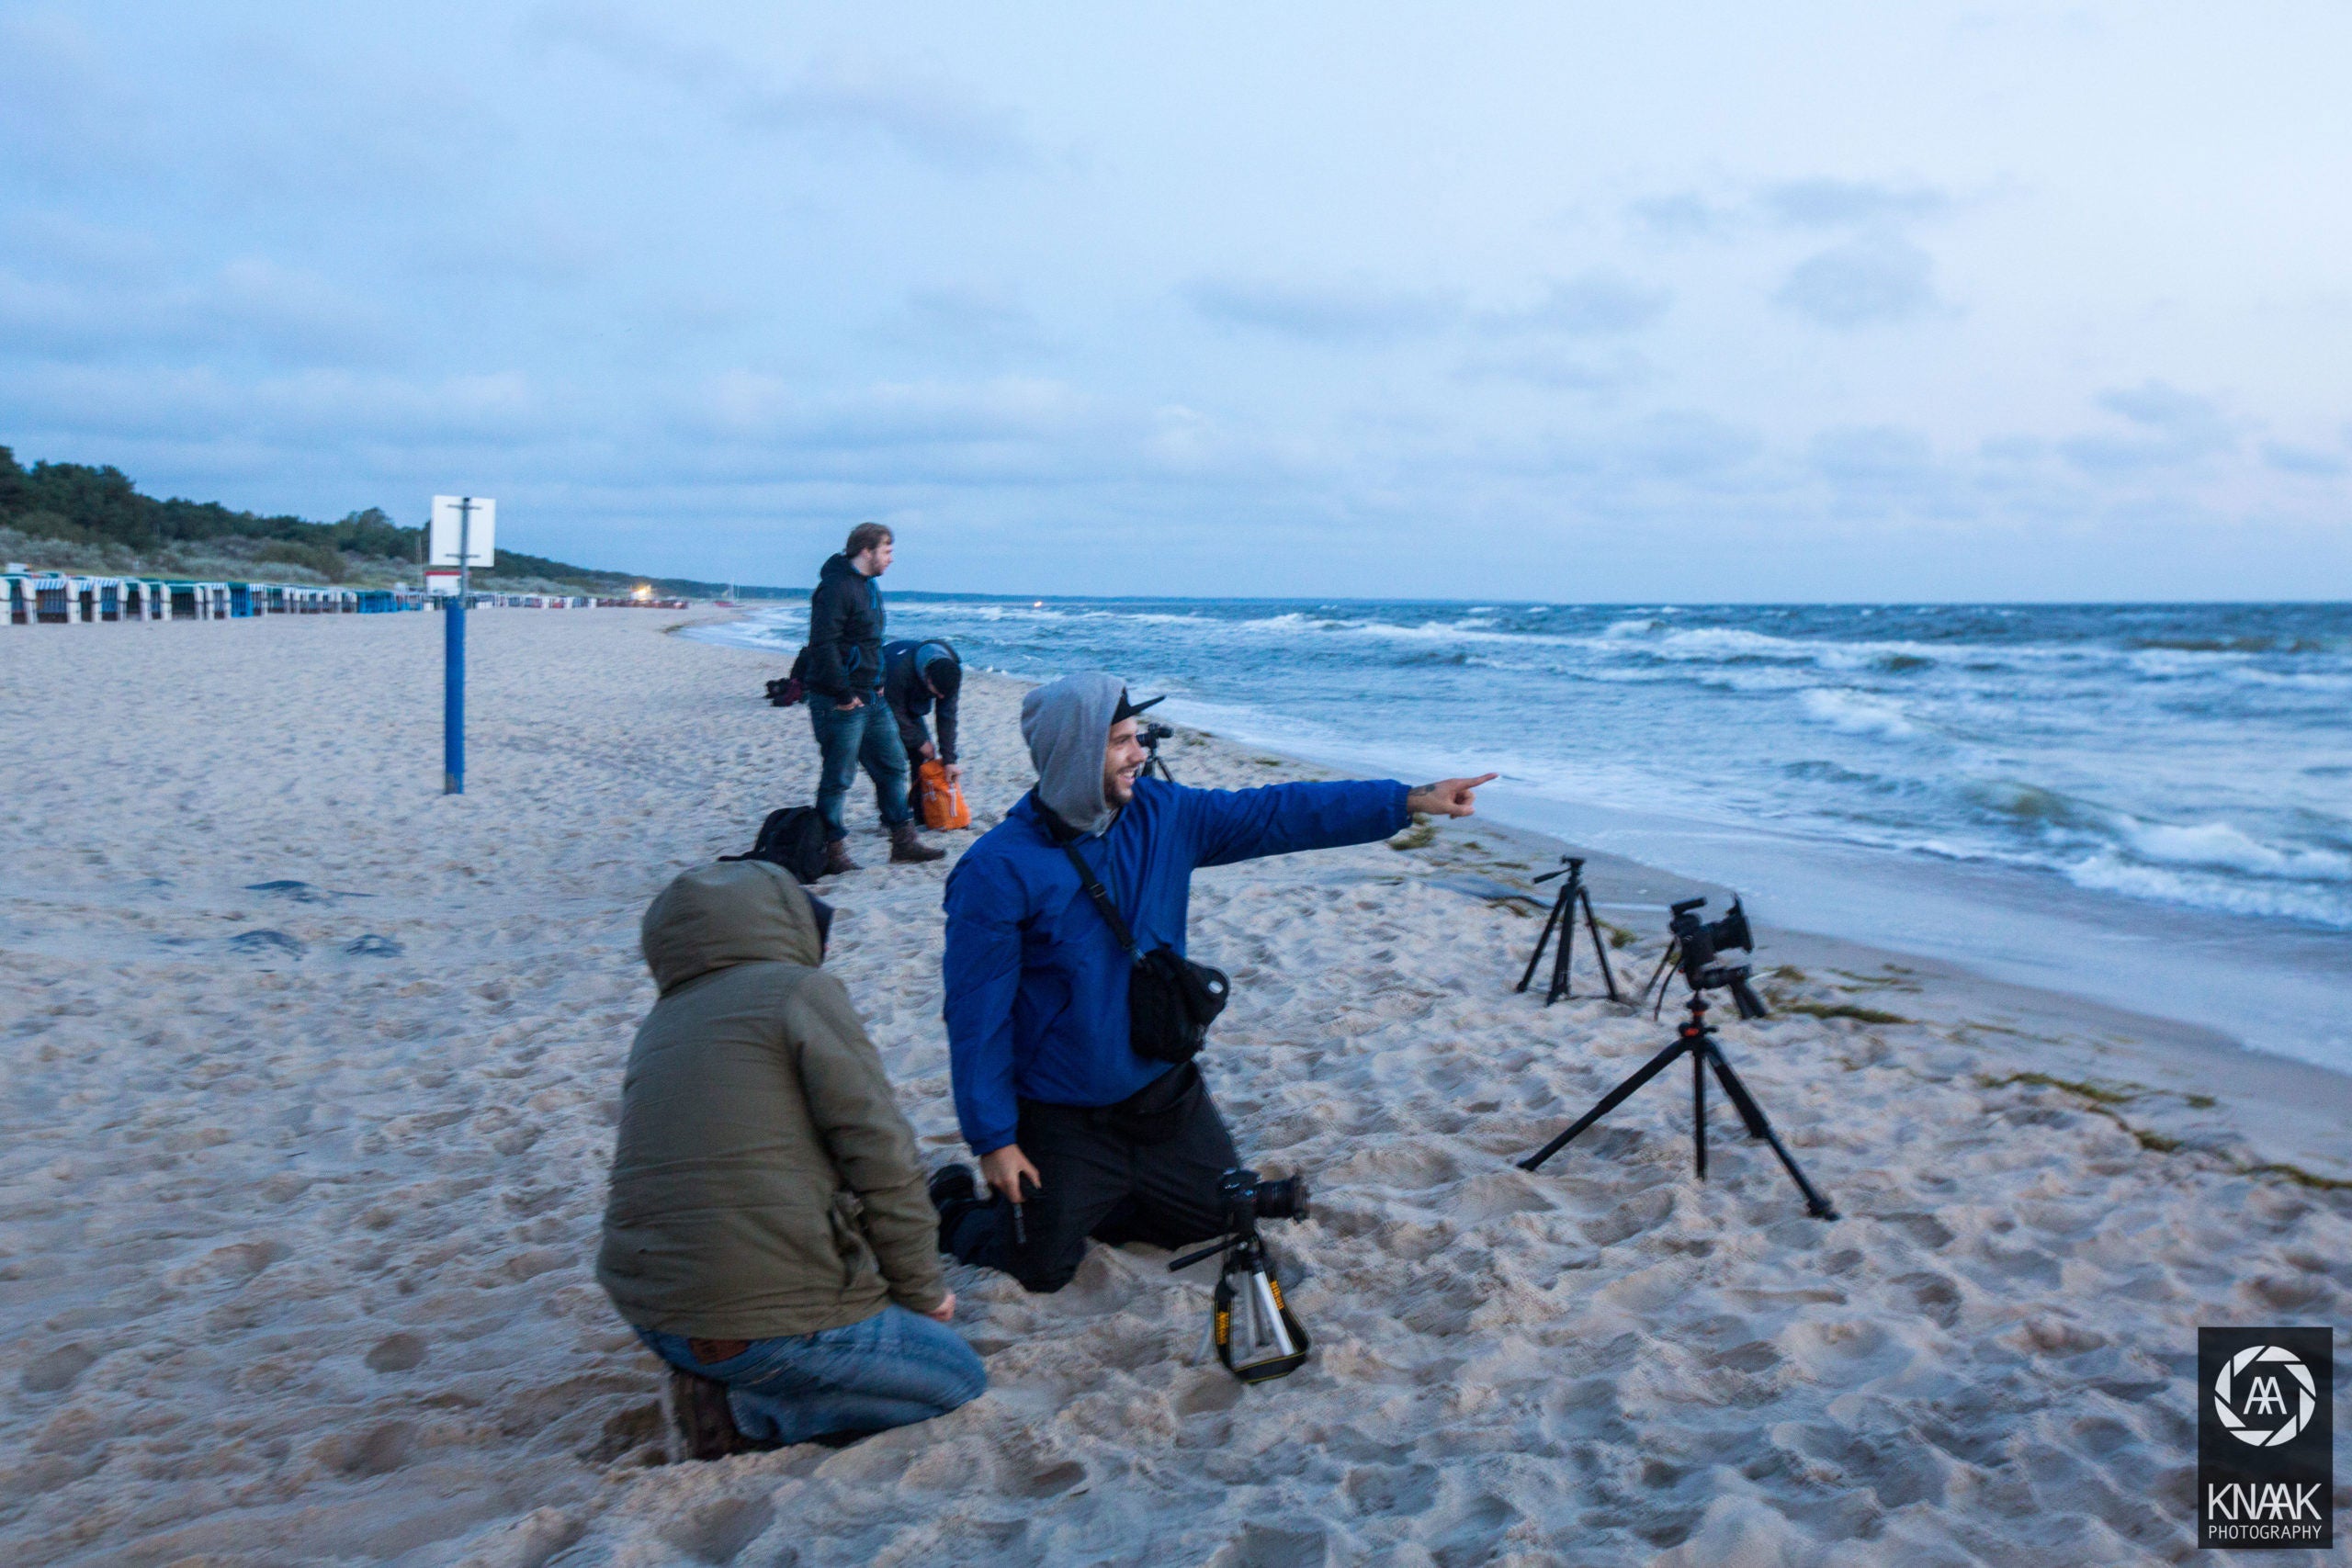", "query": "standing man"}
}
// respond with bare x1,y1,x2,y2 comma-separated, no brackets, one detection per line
883,637,963,787
806,523,944,874
927,671,1495,1293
